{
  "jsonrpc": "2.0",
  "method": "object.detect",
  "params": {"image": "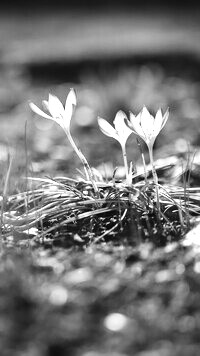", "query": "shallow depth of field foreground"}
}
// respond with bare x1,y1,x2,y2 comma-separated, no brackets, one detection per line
1,4,200,356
